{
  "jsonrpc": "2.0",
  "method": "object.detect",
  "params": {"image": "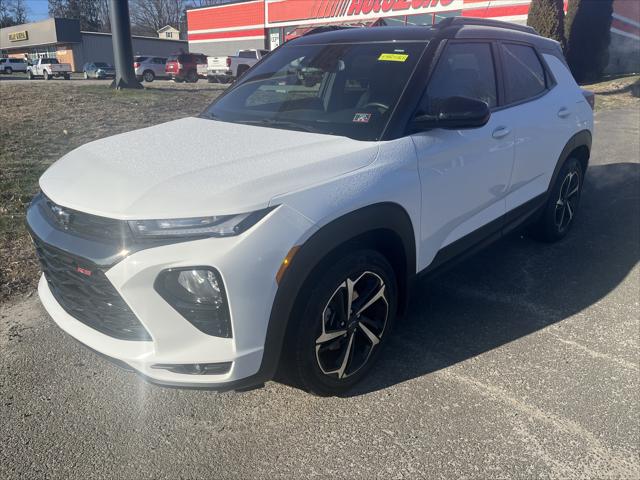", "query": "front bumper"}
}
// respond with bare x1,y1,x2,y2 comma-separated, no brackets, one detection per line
30,200,314,388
